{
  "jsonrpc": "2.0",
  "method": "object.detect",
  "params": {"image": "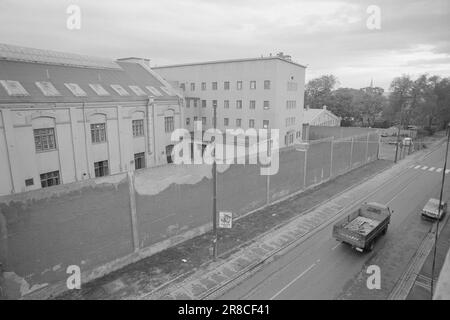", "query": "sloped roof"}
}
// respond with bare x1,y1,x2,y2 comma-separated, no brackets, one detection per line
303,107,340,124
0,43,177,104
